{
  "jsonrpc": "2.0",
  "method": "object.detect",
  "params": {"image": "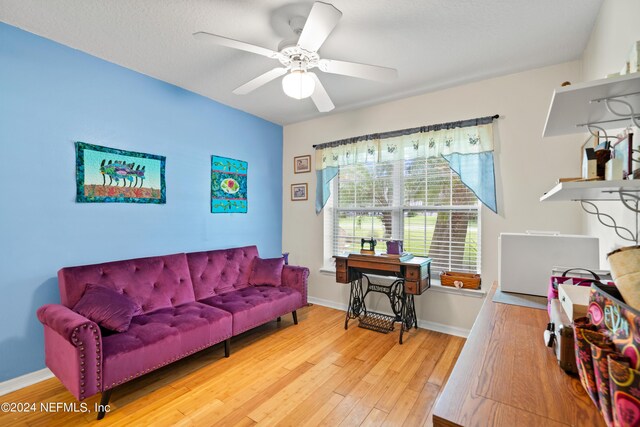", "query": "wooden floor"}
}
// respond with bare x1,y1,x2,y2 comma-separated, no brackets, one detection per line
1,305,465,427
